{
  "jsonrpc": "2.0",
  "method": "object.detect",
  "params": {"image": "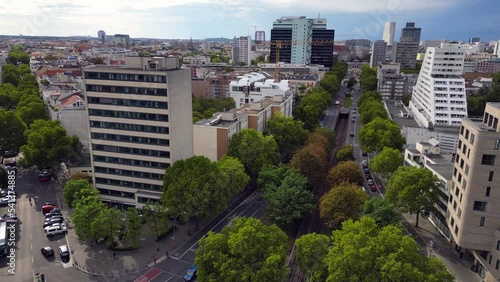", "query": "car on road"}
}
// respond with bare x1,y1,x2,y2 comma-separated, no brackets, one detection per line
352,118,355,122
370,184,377,192
59,245,70,262
184,265,198,282
42,204,58,214
0,196,15,206
350,132,354,137
1,213,17,222
362,160,368,168
361,151,368,157
0,190,16,197
4,166,16,172
367,179,374,185
41,247,54,257
44,222,67,232
45,211,63,219
38,170,52,182
363,168,370,174
365,174,372,180
43,217,64,228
